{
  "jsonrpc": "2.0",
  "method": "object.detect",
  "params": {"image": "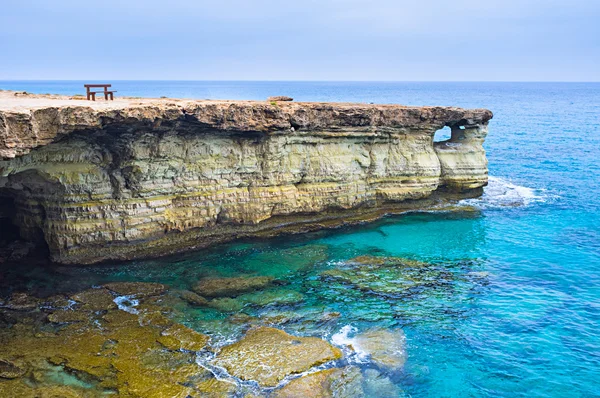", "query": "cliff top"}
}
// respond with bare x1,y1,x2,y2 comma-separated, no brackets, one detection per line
0,89,492,115
0,90,262,110
0,90,278,112
0,90,492,159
